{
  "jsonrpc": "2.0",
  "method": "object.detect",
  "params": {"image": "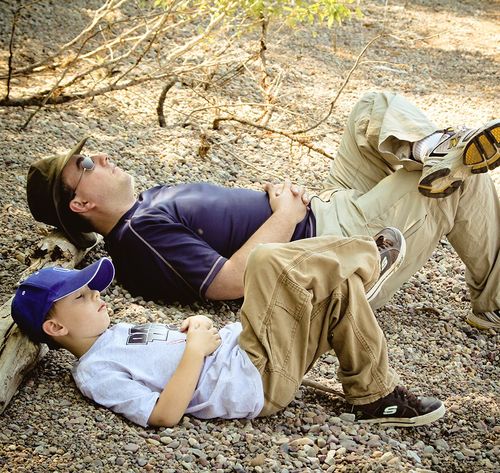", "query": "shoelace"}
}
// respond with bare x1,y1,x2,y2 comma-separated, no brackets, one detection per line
375,235,395,251
393,386,421,408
